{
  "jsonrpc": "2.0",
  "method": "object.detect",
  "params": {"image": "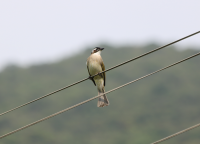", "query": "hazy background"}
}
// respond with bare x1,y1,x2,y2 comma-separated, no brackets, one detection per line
1,1,200,144
1,44,200,144
0,0,200,71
